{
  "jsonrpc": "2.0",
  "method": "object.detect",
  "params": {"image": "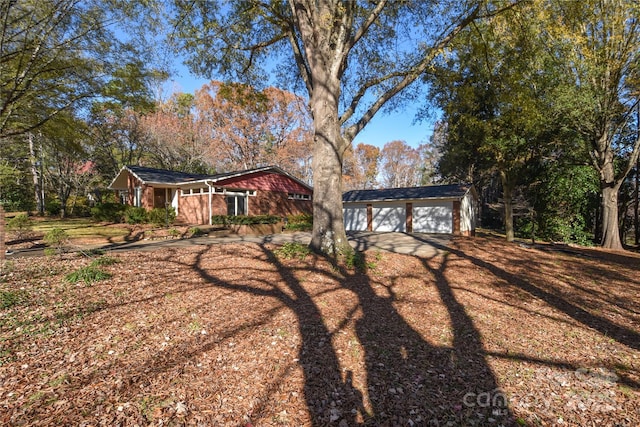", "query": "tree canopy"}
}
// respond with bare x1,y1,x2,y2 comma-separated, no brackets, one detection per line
168,0,511,254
